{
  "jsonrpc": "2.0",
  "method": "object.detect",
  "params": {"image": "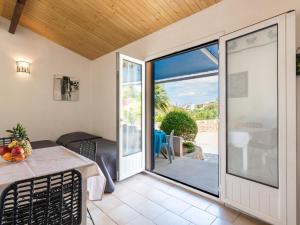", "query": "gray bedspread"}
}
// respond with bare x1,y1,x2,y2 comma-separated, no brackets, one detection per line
56,132,117,193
